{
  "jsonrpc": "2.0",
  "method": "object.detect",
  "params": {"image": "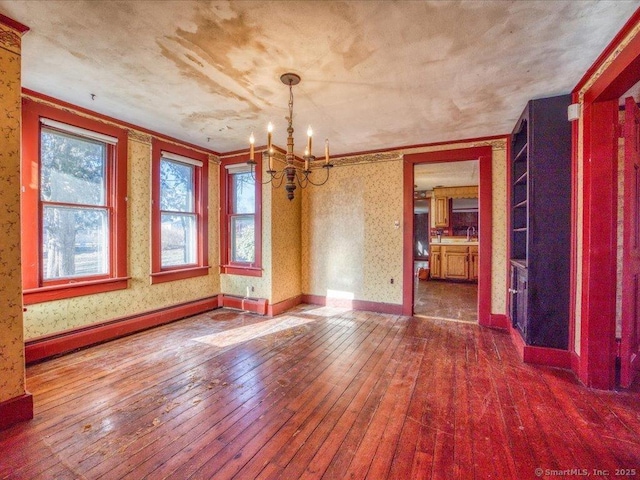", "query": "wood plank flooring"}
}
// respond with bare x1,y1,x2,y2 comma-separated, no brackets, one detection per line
1,305,639,479
413,280,478,323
